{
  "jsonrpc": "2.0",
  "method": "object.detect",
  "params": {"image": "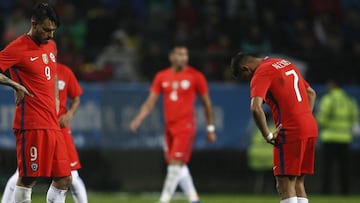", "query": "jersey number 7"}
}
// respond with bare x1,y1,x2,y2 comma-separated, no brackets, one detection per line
285,69,302,102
